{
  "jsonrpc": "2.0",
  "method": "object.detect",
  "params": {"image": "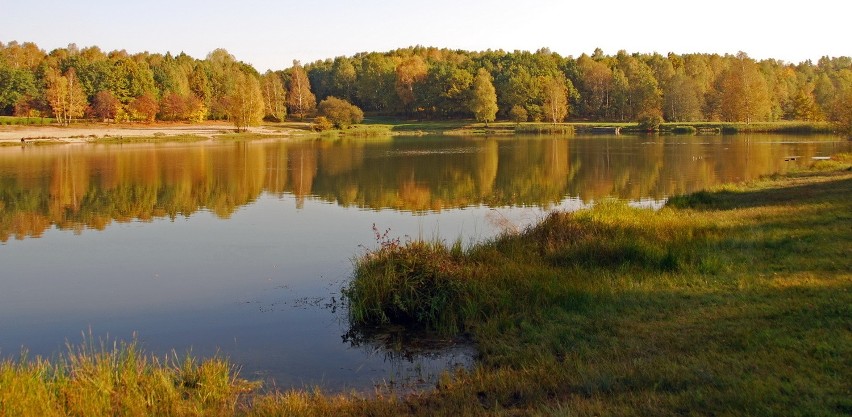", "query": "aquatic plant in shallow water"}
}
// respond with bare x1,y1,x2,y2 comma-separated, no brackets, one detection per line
344,225,482,334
